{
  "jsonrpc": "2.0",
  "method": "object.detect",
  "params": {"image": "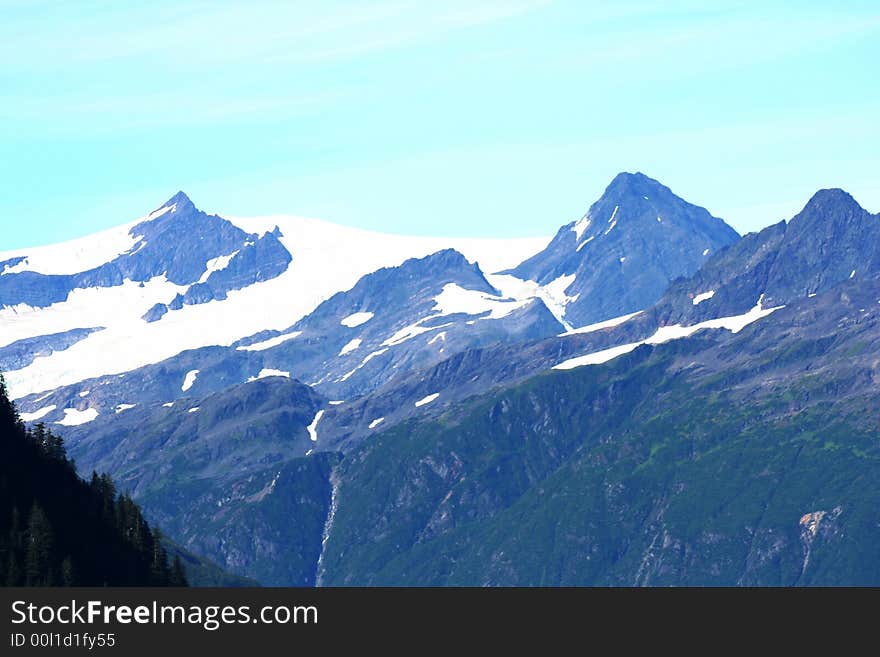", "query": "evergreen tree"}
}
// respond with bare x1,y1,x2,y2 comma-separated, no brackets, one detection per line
0,374,19,429
99,474,116,520
61,556,76,586
9,506,21,548
32,423,47,454
150,527,170,585
4,506,22,585
25,502,54,586
170,555,188,587
5,549,20,586
45,428,67,462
